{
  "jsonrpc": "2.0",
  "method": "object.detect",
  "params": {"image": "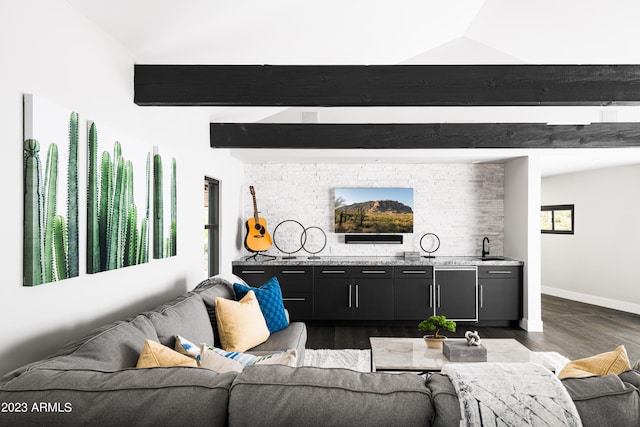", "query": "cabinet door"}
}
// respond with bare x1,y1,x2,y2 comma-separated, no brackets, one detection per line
353,279,394,320
313,279,353,320
479,279,521,321
313,267,353,320
232,266,274,287
394,267,434,320
394,279,433,320
434,268,477,321
274,267,313,320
